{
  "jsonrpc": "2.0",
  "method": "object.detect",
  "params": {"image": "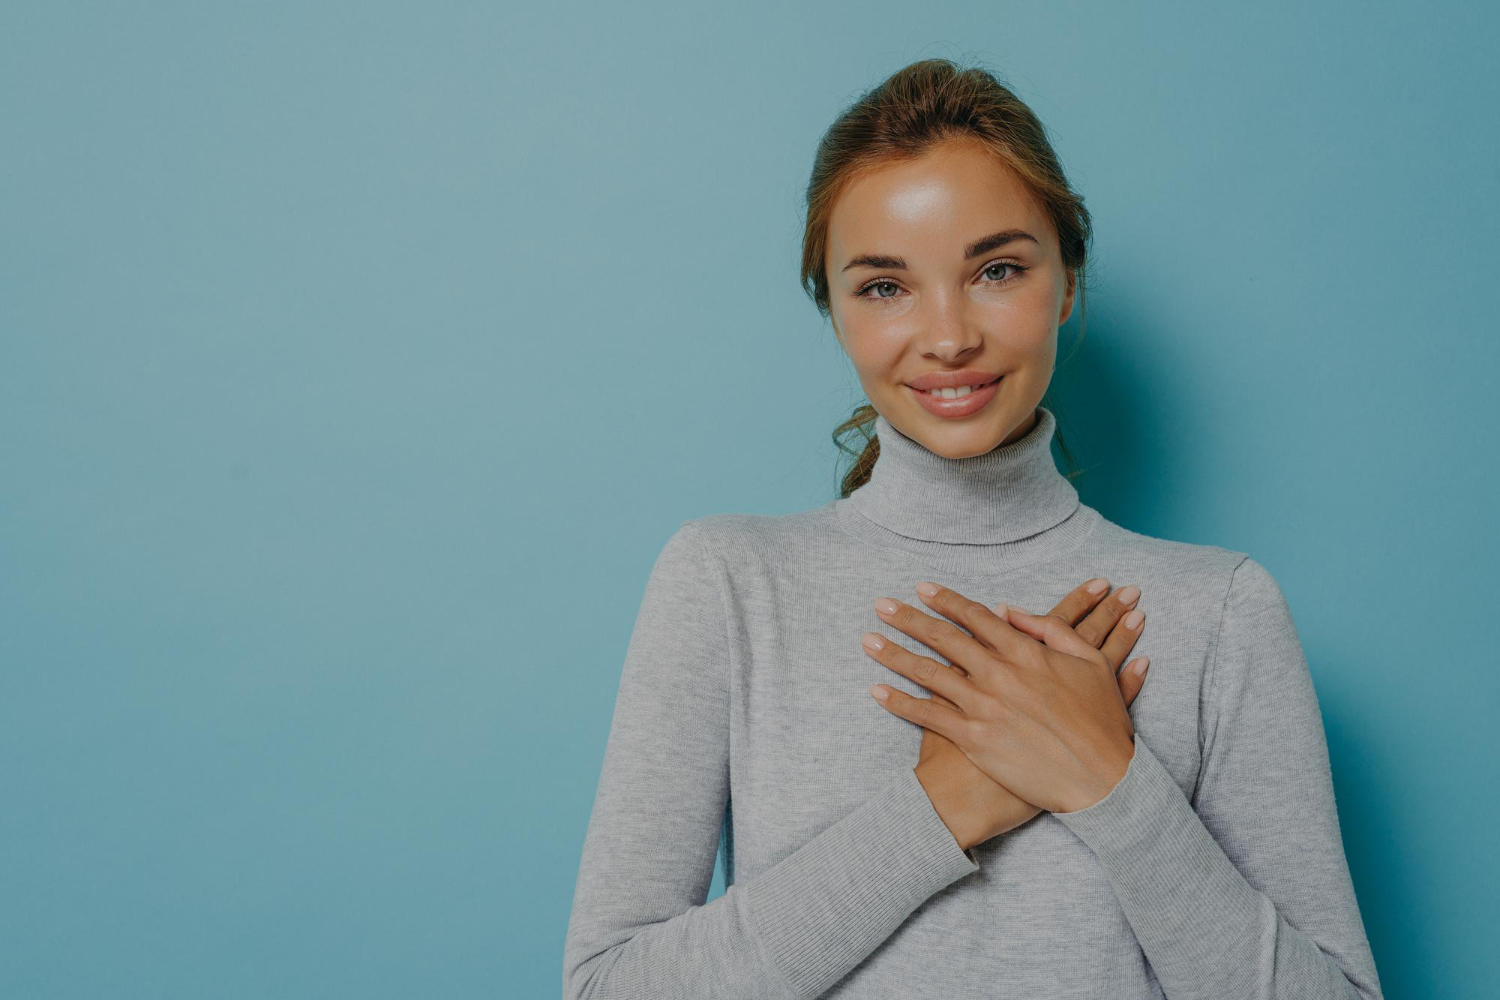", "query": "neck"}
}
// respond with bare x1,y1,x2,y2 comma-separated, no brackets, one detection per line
832,405,1097,576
